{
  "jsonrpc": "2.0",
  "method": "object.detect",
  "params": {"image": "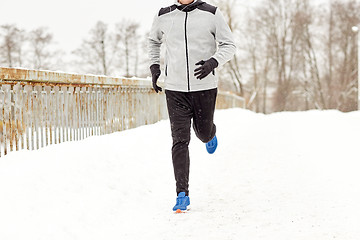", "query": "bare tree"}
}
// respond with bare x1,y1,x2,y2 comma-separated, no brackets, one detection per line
326,0,360,111
15,29,27,67
0,24,25,67
252,0,301,111
292,0,327,110
73,21,117,75
29,27,54,69
115,20,140,77
240,16,262,112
